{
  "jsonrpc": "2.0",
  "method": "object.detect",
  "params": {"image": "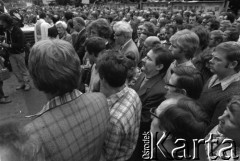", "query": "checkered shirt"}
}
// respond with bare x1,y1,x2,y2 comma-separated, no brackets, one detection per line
24,89,110,161
101,86,142,161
